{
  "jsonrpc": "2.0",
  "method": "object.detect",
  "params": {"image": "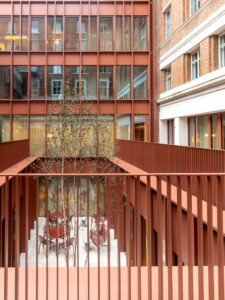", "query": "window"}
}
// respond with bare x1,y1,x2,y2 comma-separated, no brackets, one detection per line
65,66,79,98
30,115,45,156
188,117,195,146
99,115,114,156
134,116,146,141
196,115,208,148
47,17,63,51
13,16,20,51
0,17,11,51
166,67,171,91
47,66,63,99
116,16,122,51
65,17,79,51
219,34,225,68
116,115,131,140
99,17,113,51
99,66,113,99
133,66,147,99
191,51,200,80
133,17,147,50
0,115,10,142
167,119,174,144
0,66,10,99
211,115,218,149
31,66,45,99
90,17,97,51
165,7,171,39
81,66,97,99
13,66,28,99
31,17,45,51
190,0,200,16
222,114,225,150
13,115,28,141
81,17,88,51
116,16,131,51
116,66,131,100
